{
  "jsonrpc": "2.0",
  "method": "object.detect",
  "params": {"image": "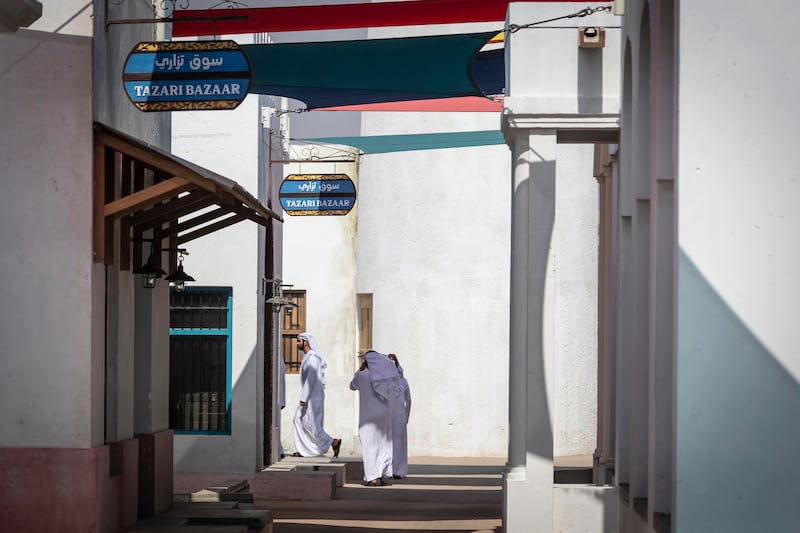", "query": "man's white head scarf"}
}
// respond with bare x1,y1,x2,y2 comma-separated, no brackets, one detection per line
298,332,324,358
299,332,327,383
364,351,400,401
